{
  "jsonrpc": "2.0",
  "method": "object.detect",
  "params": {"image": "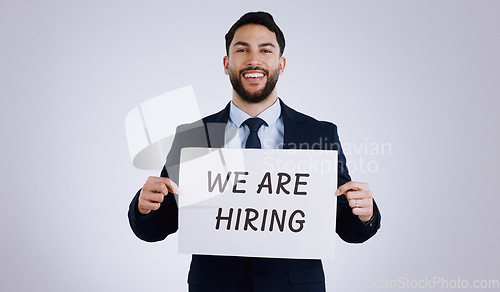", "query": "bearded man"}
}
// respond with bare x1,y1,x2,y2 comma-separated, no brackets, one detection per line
128,11,381,292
